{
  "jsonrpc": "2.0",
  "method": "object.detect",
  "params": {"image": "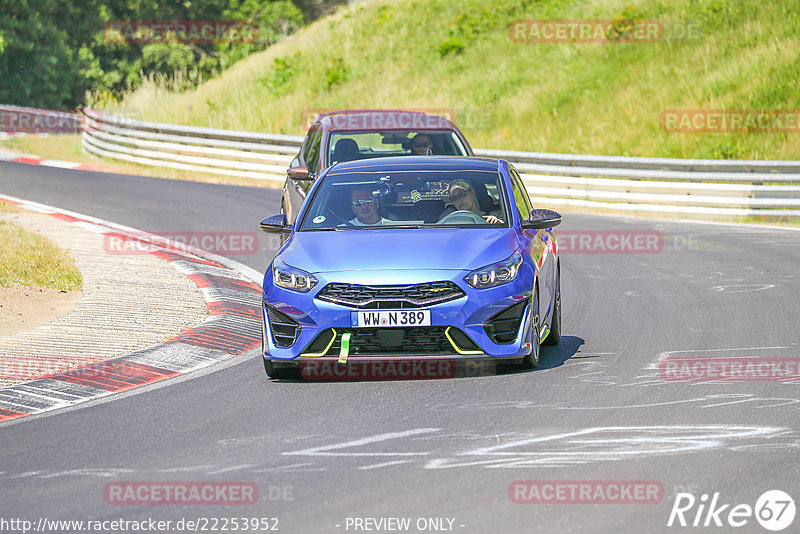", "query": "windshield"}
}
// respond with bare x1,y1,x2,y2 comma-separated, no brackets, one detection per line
299,169,508,230
326,131,469,165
